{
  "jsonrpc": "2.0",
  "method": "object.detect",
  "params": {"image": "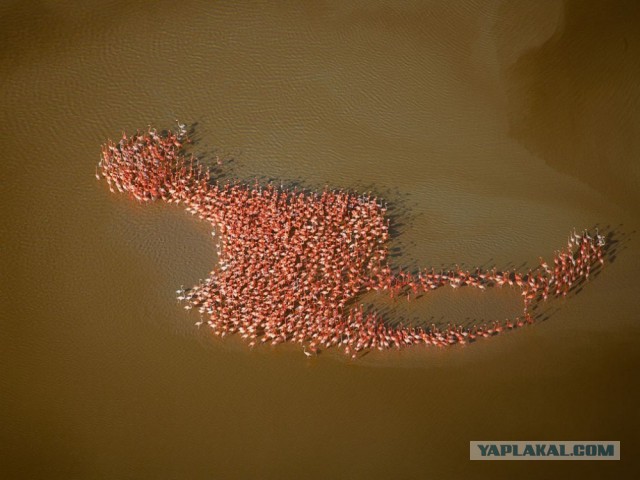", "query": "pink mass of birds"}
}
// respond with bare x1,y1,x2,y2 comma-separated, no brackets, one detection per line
97,125,606,358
